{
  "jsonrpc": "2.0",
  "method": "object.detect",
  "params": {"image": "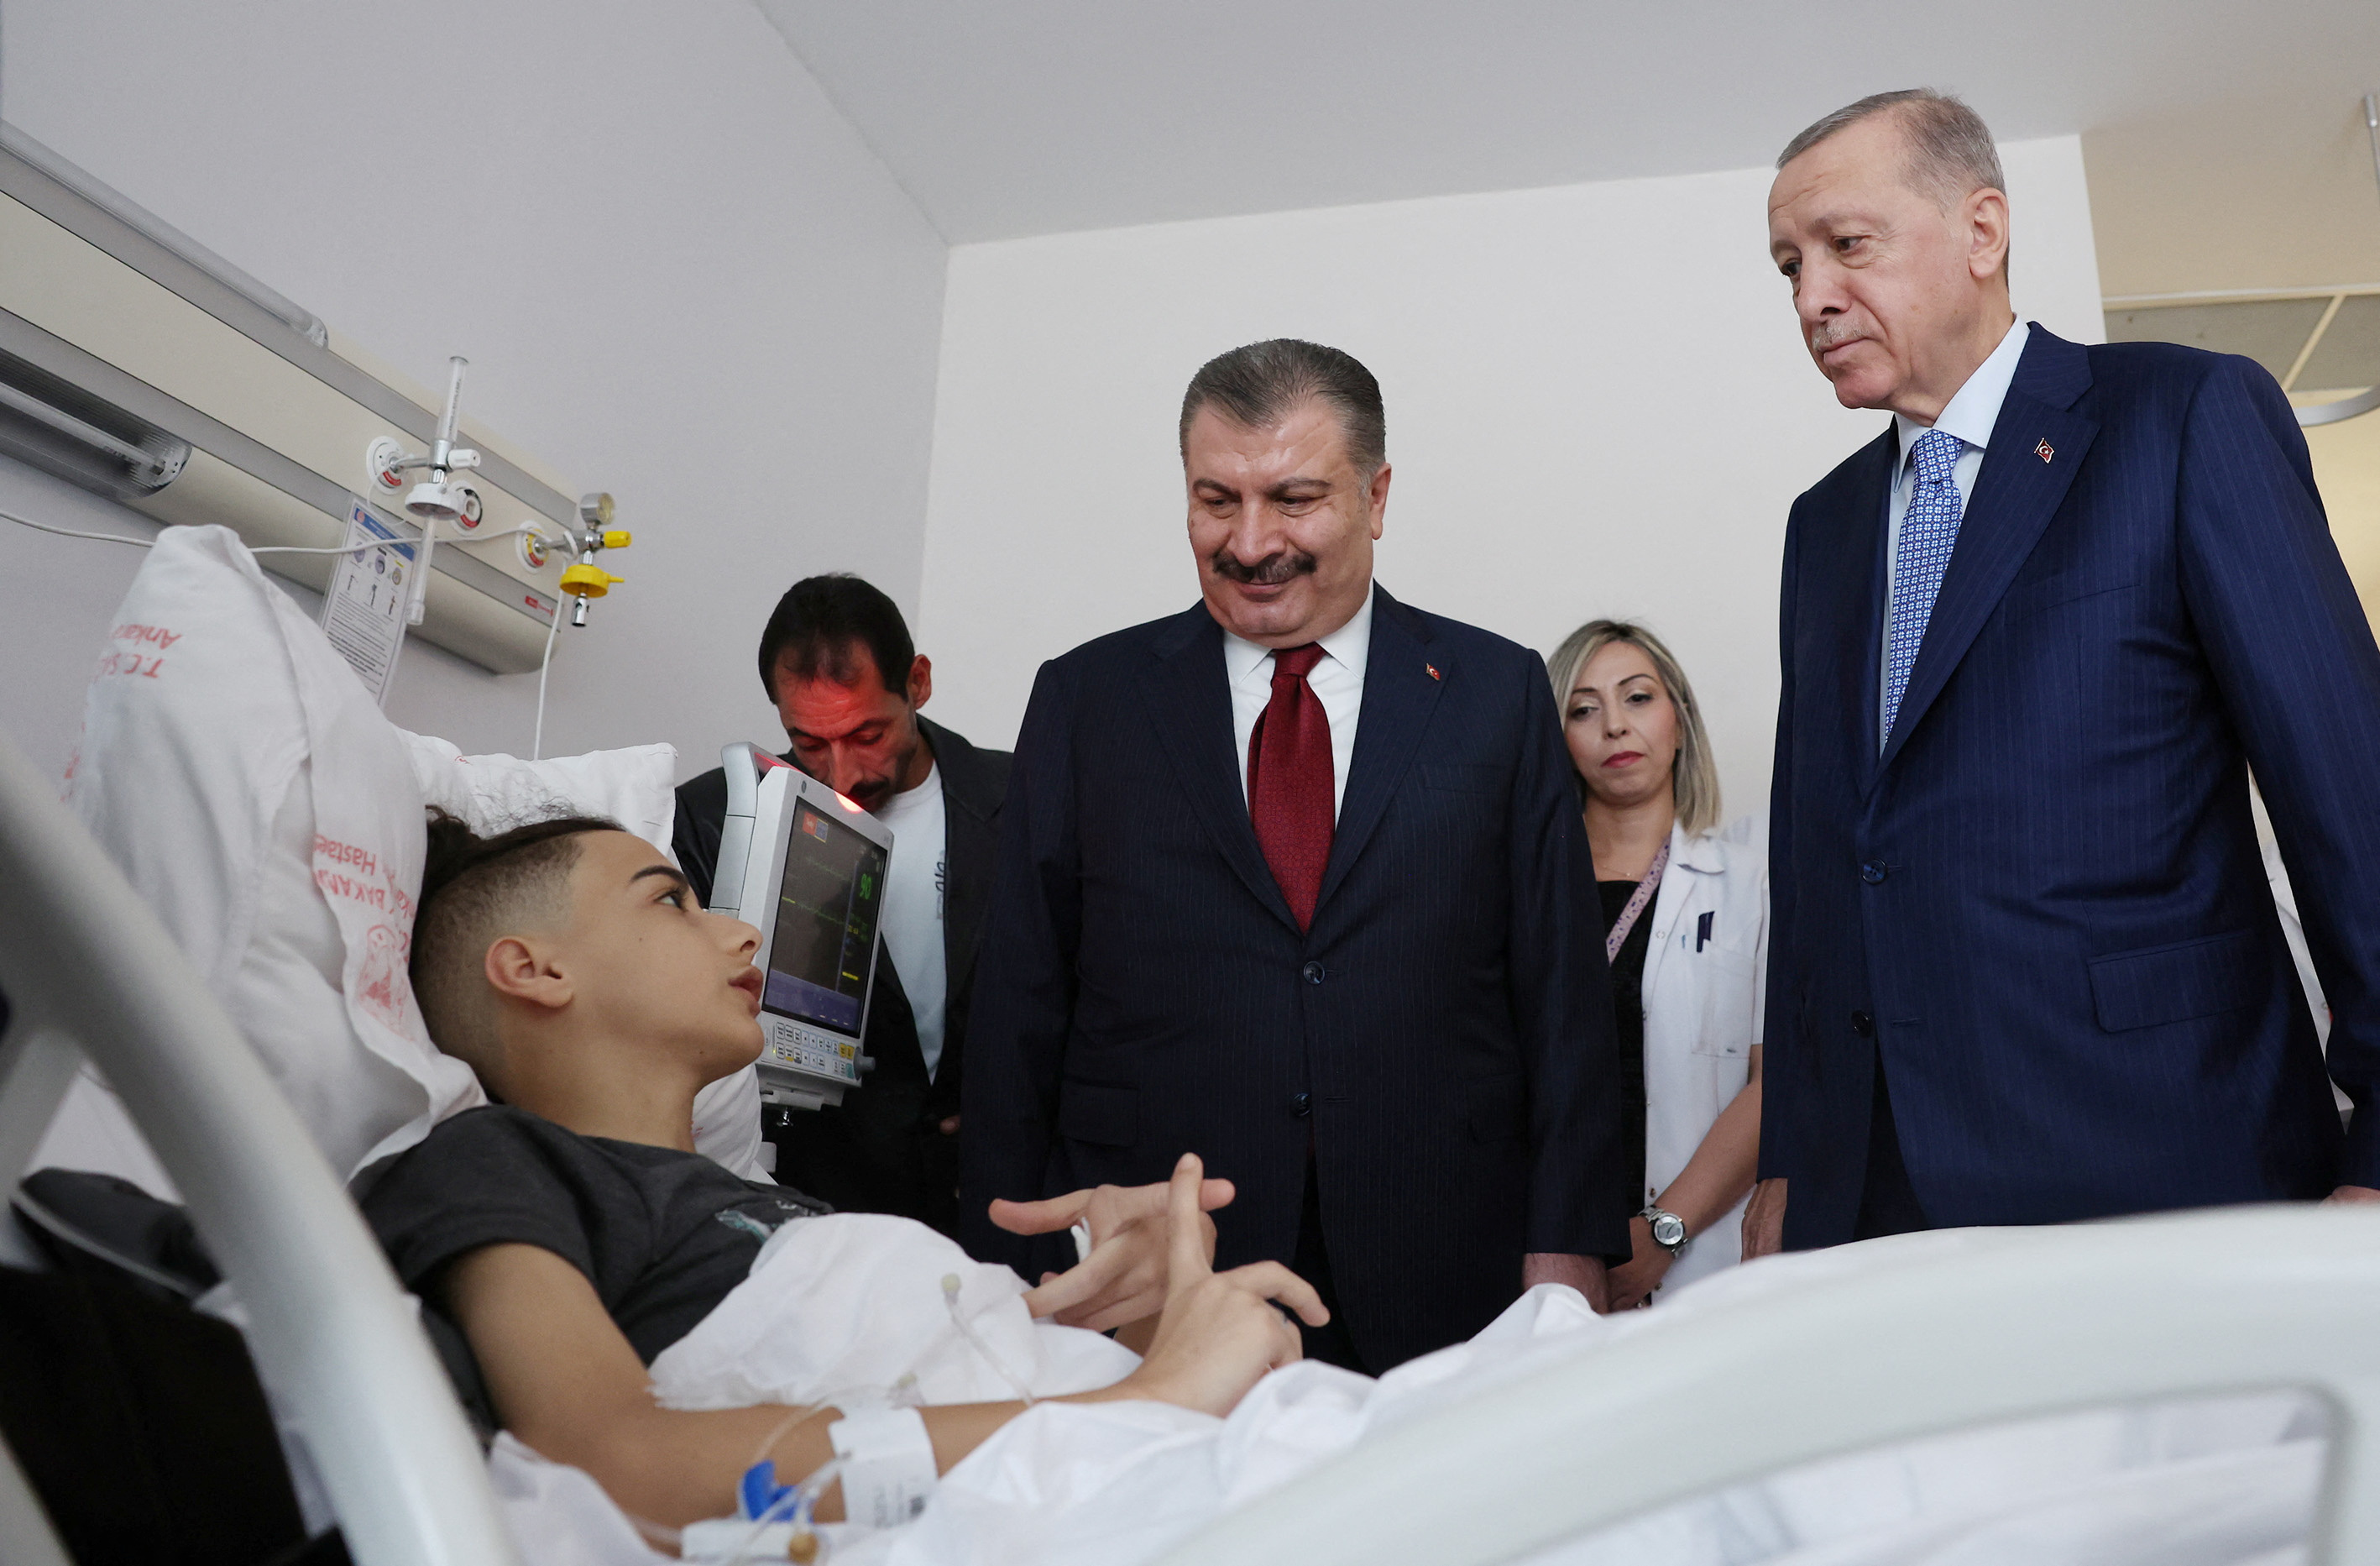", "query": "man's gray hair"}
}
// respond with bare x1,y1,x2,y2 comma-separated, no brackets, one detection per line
1776,88,2005,209
1179,338,1386,476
